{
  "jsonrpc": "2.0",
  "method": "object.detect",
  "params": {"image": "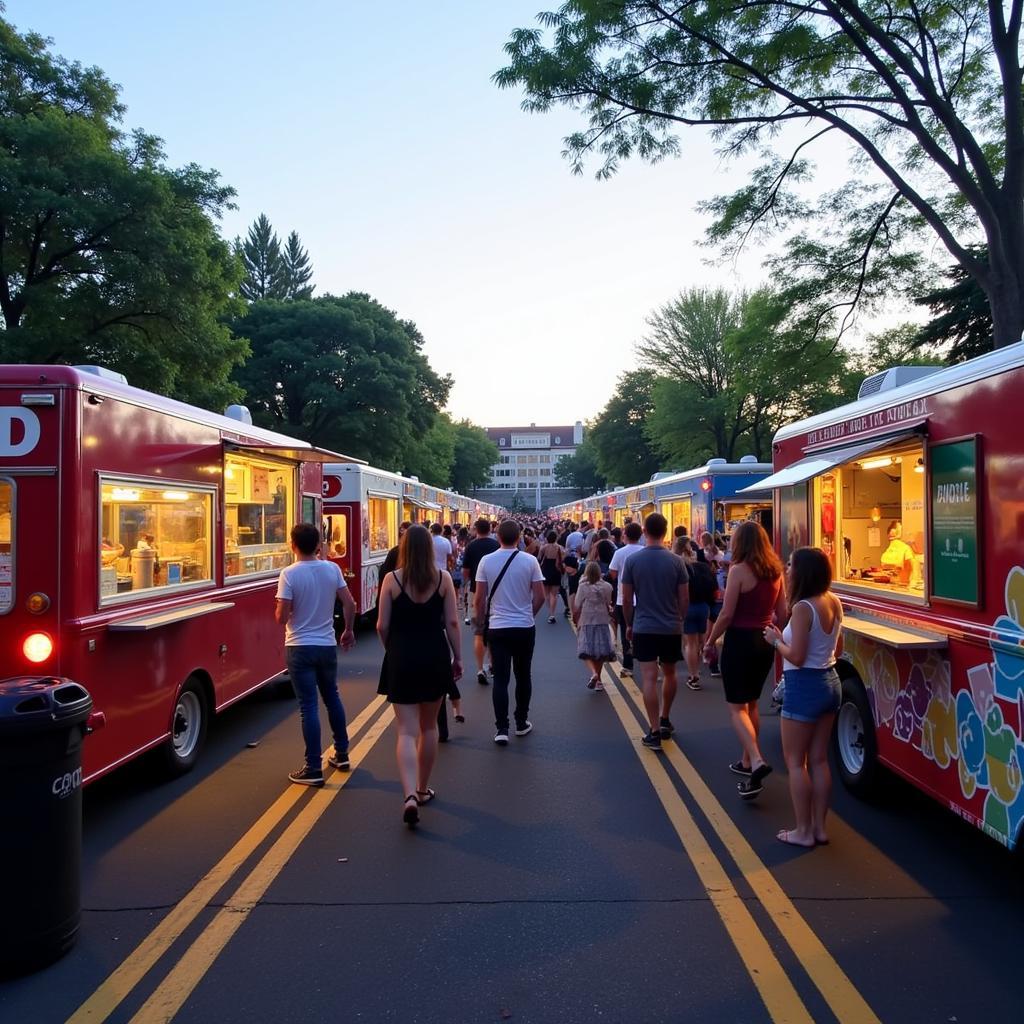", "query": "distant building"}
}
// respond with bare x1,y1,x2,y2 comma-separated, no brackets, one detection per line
470,421,584,511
